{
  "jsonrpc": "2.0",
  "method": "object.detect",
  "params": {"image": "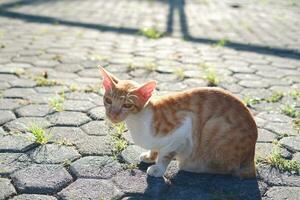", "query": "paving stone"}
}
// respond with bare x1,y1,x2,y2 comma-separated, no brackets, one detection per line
0,133,36,153
264,186,300,200
9,194,57,200
47,126,87,143
257,164,300,186
27,93,56,104
292,152,300,164
65,92,102,104
0,178,16,200
123,131,134,144
80,120,109,136
11,164,73,194
29,144,80,164
4,117,51,133
255,143,292,159
265,122,298,136
15,104,53,117
239,80,269,88
63,100,96,112
257,128,277,143
70,156,122,179
112,170,168,198
256,112,292,123
9,79,36,88
0,110,16,125
35,86,68,94
279,136,300,152
87,106,106,120
121,145,146,164
0,153,31,176
75,136,112,156
47,112,90,126
3,88,36,99
58,179,123,200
